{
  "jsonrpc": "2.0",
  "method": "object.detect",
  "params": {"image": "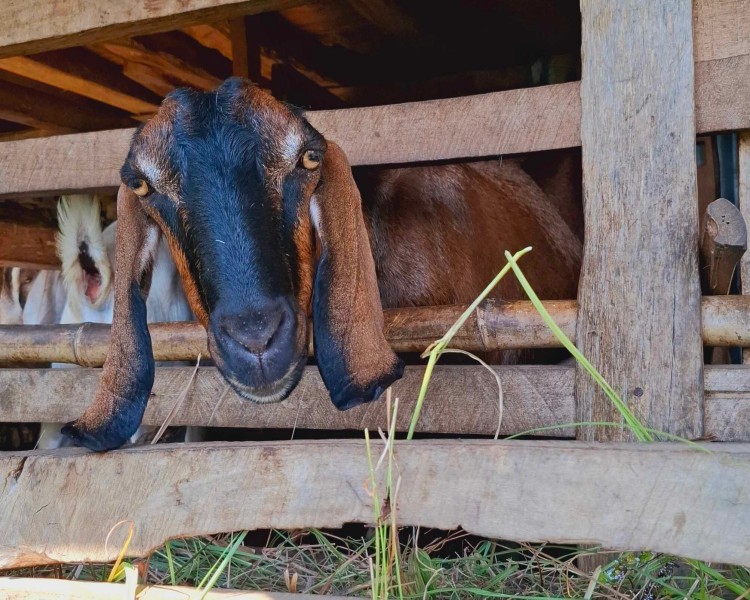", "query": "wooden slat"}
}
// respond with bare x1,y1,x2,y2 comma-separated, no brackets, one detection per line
576,0,703,441
1,49,749,198
90,39,222,94
0,364,748,440
3,296,750,364
693,0,750,62
0,0,305,58
740,132,750,363
2,440,750,568
0,222,58,269
0,580,343,600
0,365,575,437
182,23,233,60
0,77,135,134
0,50,161,117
